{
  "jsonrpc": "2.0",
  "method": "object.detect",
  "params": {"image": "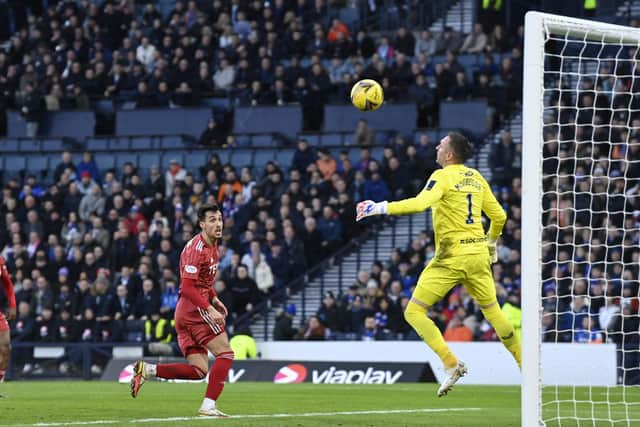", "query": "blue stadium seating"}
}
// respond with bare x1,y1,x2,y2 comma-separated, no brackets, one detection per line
299,133,321,146
0,139,20,152
114,152,138,169
251,134,275,147
94,153,115,171
230,150,253,167
86,138,109,151
4,155,26,173
274,149,295,169
184,151,205,174
253,150,275,170
28,156,48,173
322,133,344,146
138,153,162,171
19,139,41,153
131,136,154,150
159,136,184,150
109,137,130,151
42,139,65,151
214,150,231,165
